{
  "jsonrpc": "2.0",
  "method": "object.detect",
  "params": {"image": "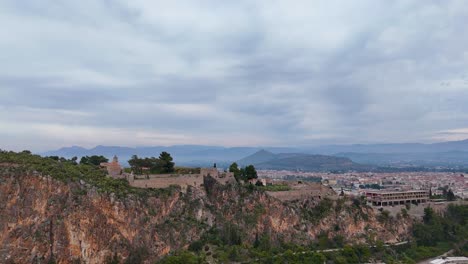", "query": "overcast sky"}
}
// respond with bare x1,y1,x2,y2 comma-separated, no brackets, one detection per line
1,0,468,152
